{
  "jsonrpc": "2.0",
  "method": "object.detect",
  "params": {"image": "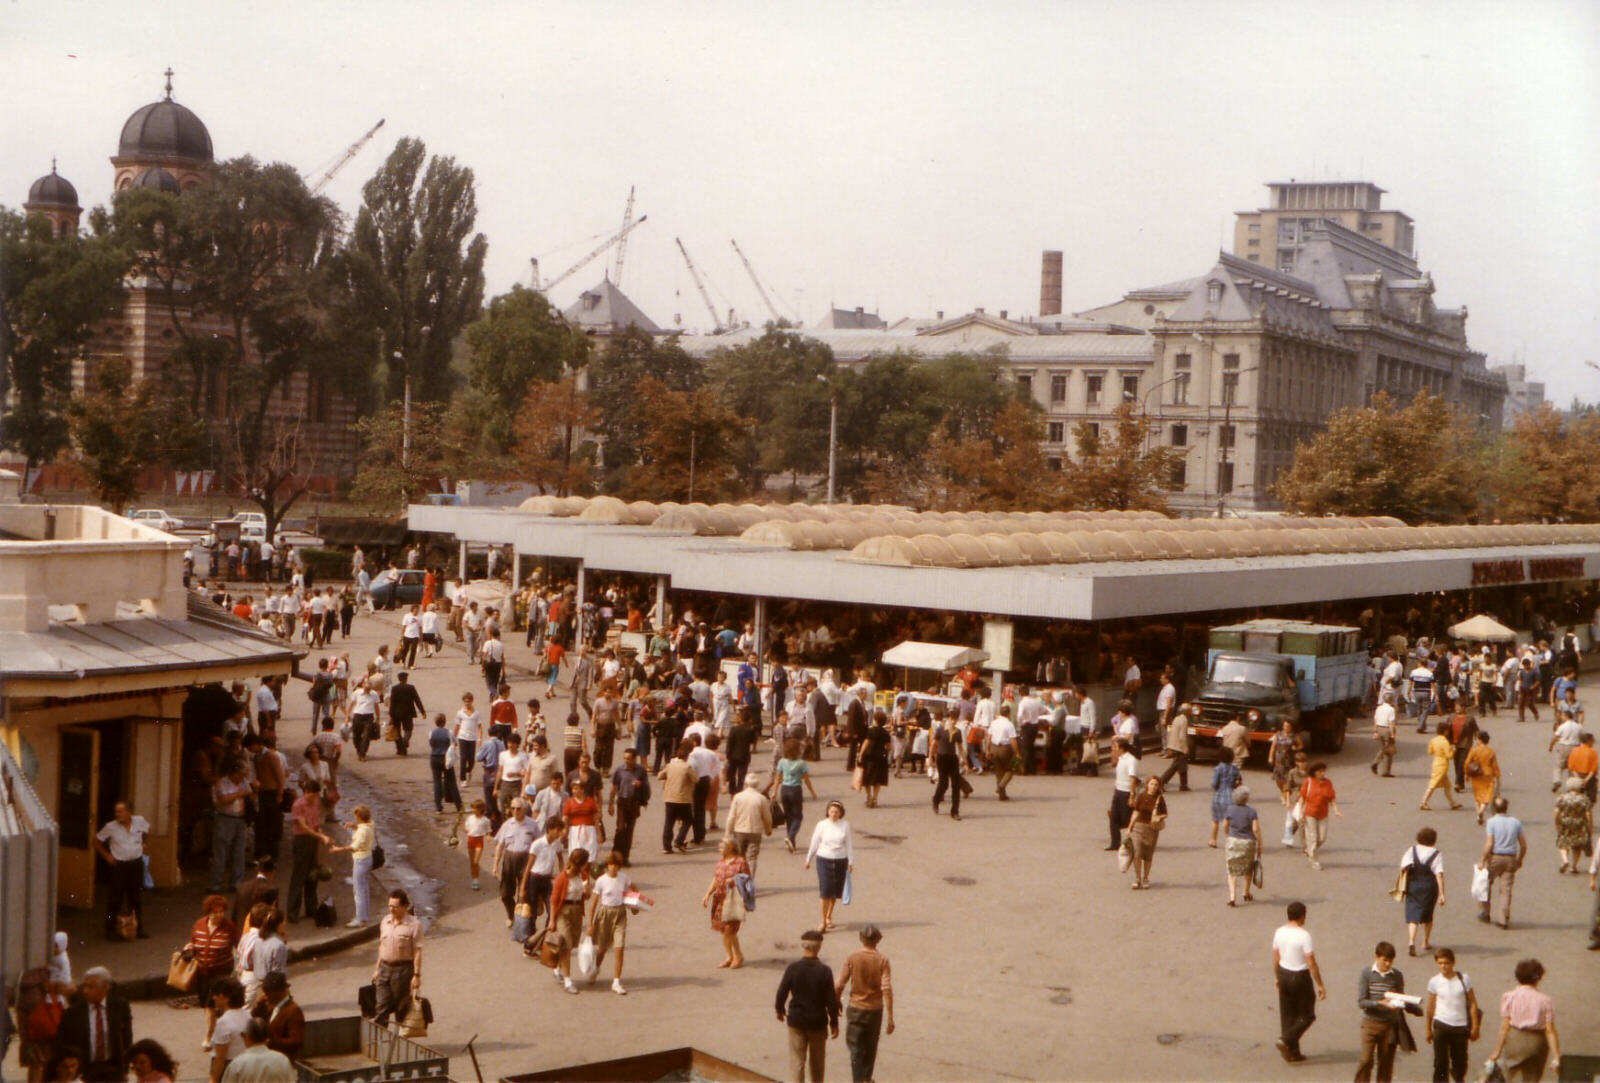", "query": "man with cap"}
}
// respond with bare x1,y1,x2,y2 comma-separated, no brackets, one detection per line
776,929,840,1083
492,799,541,926
835,924,894,1083
220,1018,294,1083
251,971,305,1062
